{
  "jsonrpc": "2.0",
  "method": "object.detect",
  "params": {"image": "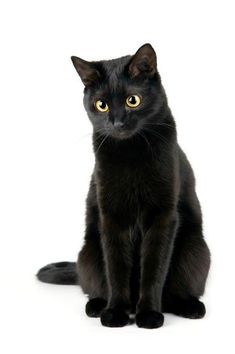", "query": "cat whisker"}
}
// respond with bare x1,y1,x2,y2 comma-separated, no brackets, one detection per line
74,132,93,144
143,127,170,146
146,122,175,129
136,131,155,159
95,134,109,154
